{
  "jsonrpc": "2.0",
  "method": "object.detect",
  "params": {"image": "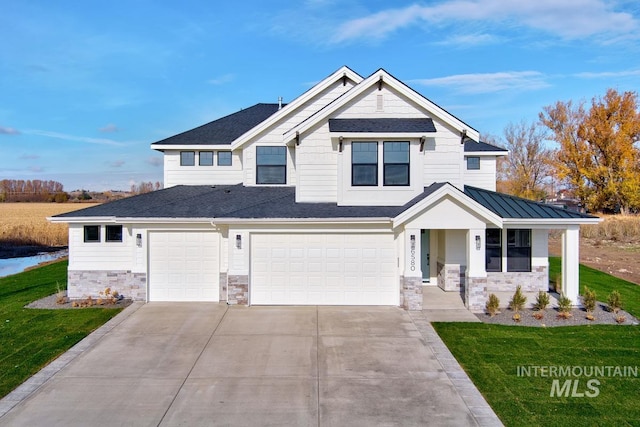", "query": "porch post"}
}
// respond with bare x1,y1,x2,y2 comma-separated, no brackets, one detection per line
401,228,423,310
465,228,487,311
561,225,580,305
